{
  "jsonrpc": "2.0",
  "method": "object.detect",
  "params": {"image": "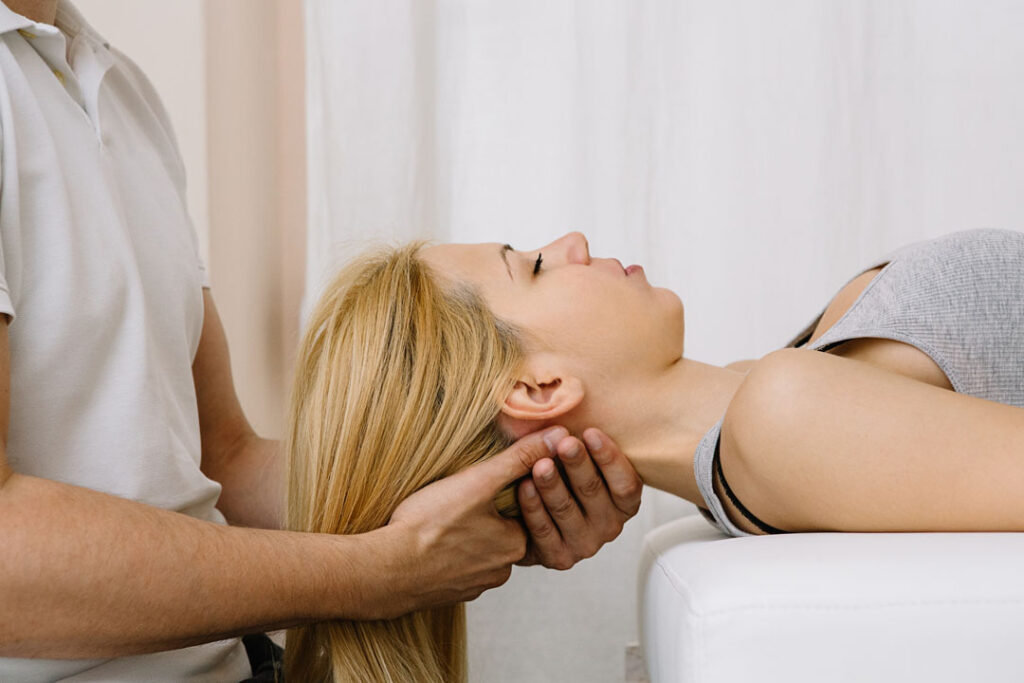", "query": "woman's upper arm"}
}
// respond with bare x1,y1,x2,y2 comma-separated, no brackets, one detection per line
725,348,1024,532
